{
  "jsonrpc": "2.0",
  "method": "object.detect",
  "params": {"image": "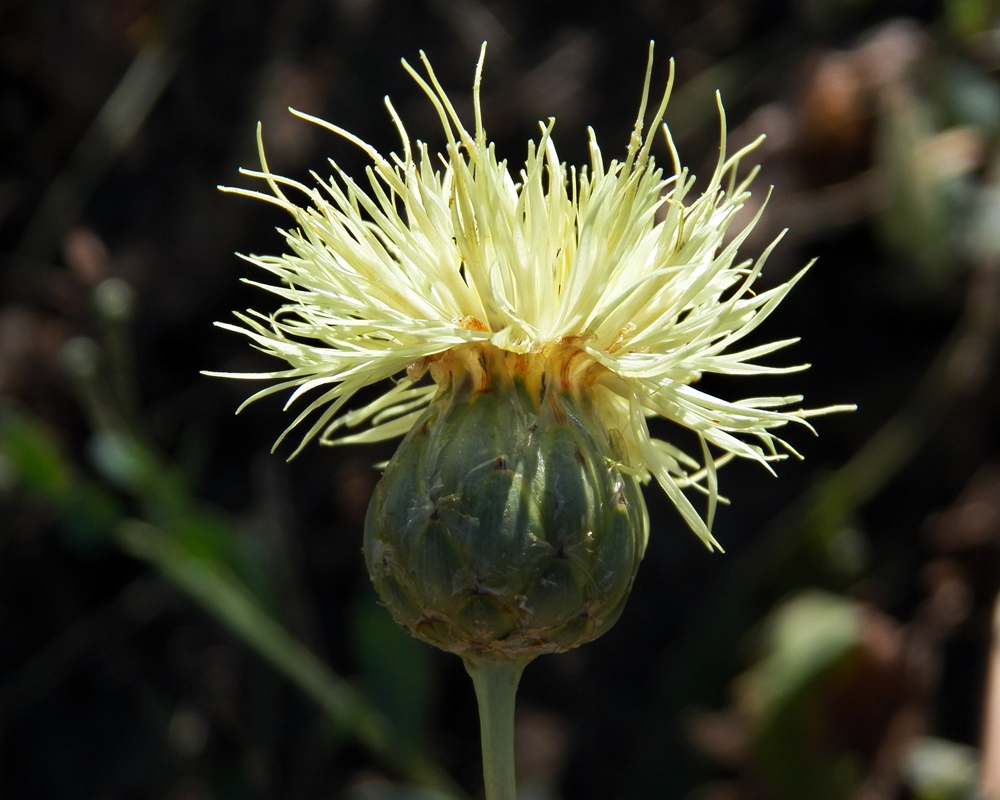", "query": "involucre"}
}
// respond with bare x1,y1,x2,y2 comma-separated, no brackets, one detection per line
364,342,647,660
